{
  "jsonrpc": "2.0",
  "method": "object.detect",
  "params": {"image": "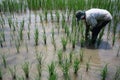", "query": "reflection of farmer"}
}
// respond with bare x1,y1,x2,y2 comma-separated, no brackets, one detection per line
76,8,112,45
